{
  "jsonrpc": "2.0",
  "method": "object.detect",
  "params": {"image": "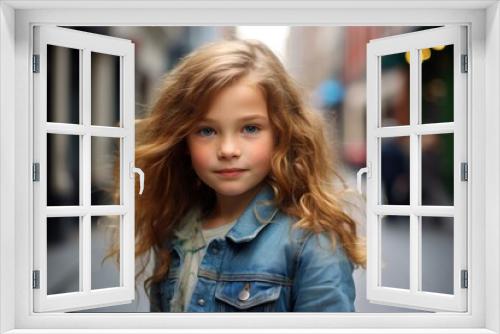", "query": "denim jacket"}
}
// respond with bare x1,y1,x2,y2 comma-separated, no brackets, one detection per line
150,184,356,312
